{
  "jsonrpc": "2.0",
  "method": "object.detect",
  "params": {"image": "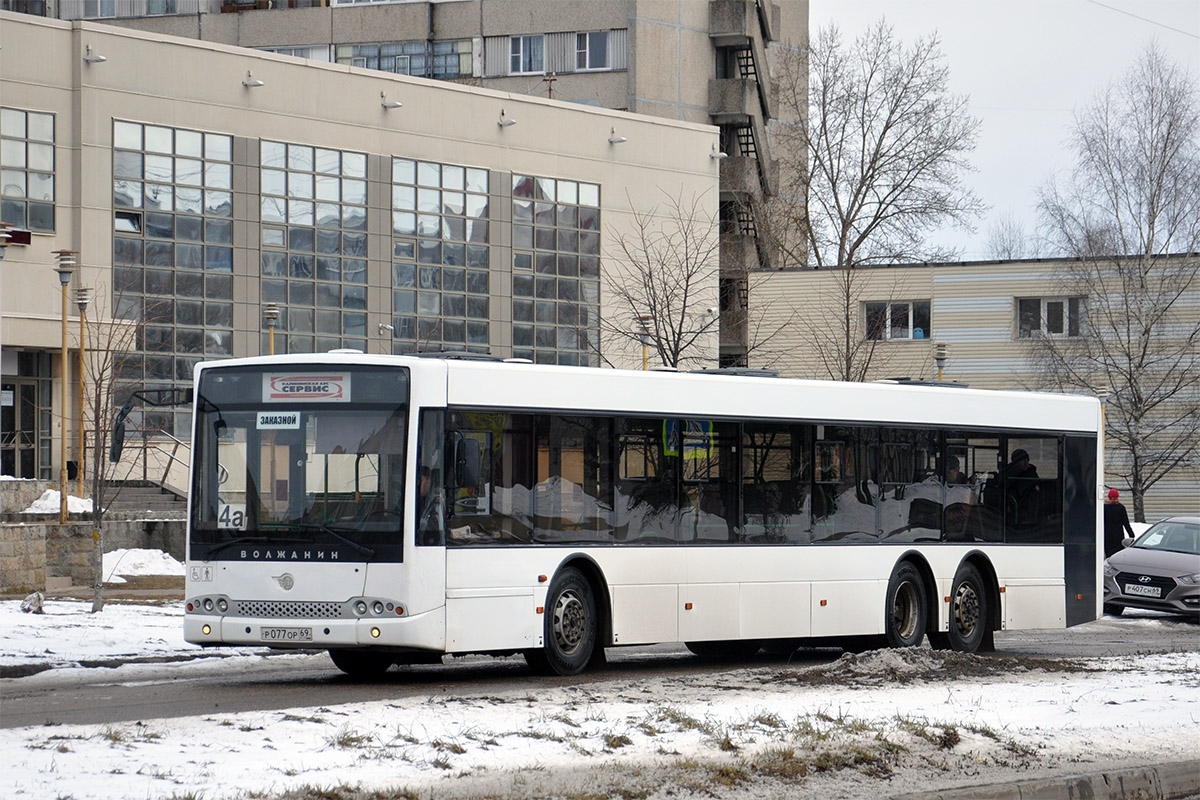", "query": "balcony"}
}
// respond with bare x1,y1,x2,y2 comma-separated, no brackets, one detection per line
55,0,204,19
709,0,779,45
